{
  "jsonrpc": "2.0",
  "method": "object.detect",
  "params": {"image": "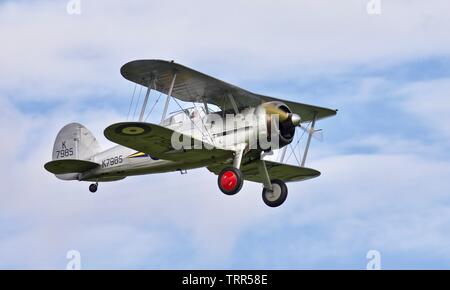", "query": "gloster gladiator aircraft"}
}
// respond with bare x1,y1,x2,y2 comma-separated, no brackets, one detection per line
44,60,337,207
